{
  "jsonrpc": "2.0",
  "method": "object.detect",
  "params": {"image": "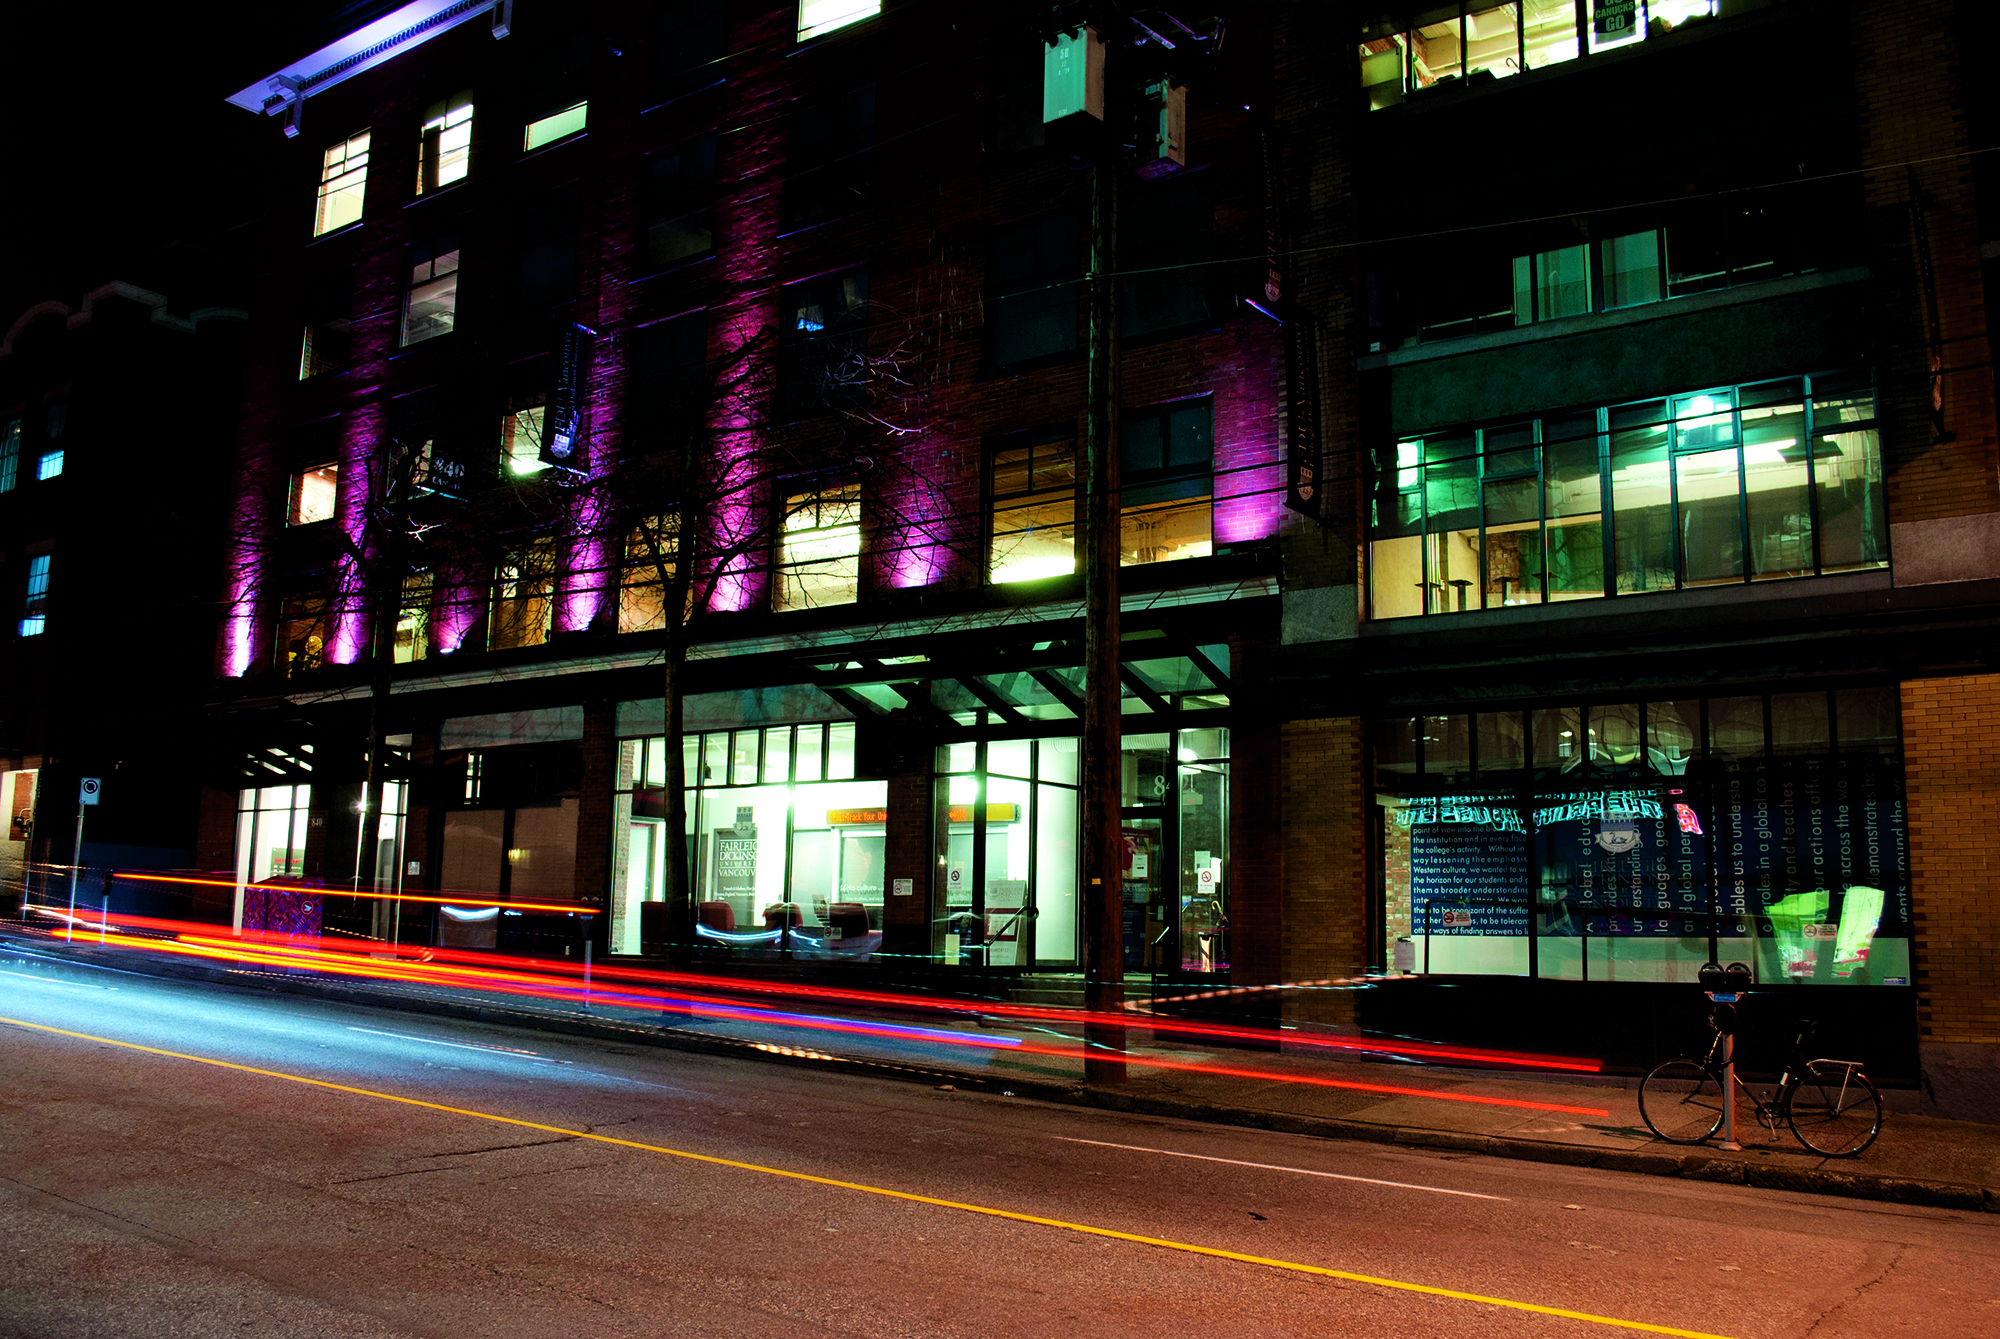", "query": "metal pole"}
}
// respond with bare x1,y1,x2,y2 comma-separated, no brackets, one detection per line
67,803,85,930
100,893,109,945
582,935,592,1012
1717,1029,1743,1151
1080,141,1126,1084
